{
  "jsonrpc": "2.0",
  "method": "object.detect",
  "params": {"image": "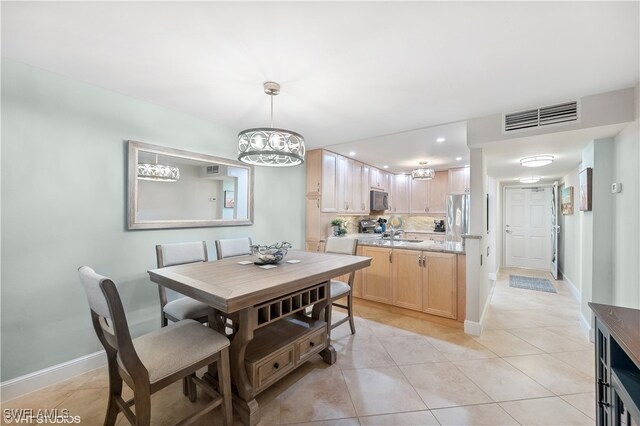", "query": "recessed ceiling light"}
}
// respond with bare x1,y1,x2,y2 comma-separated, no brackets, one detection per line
520,155,554,168
349,151,356,156
519,177,541,183
455,157,462,161
383,165,389,169
436,137,446,143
